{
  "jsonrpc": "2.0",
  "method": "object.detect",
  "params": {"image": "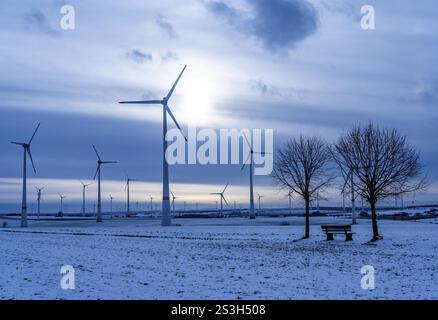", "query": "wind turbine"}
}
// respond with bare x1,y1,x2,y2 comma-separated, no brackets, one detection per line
109,194,114,218
211,183,229,217
11,122,40,227
125,174,138,217
171,192,177,216
341,169,357,225
119,65,188,226
125,174,138,215
149,195,154,215
58,194,66,215
287,191,293,215
35,186,44,219
92,145,117,222
257,192,264,211
80,181,93,216
241,133,269,220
